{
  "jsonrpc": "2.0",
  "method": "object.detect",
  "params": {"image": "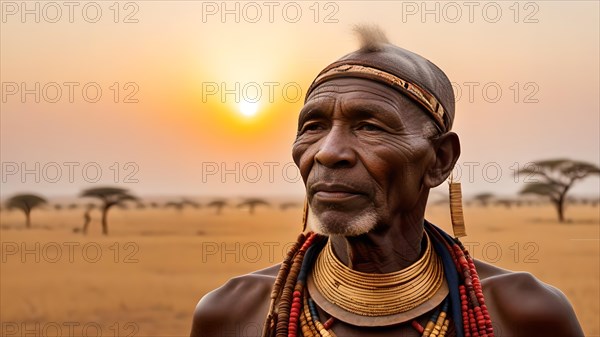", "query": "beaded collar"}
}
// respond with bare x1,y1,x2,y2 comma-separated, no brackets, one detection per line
307,232,449,326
